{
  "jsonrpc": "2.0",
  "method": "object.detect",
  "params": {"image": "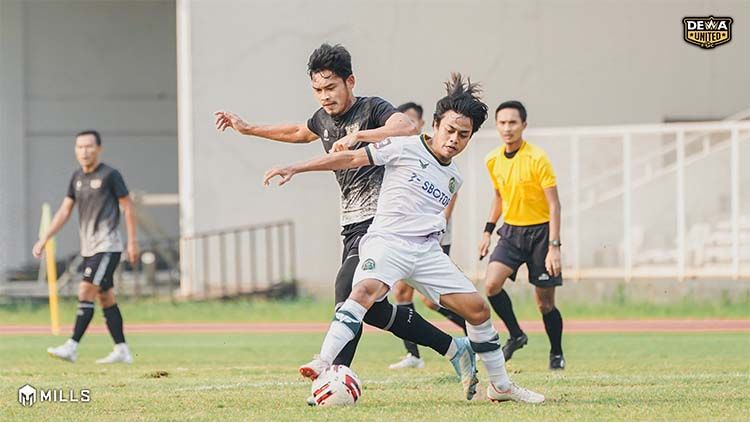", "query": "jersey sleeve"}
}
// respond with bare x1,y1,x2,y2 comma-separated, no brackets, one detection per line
535,153,557,189
365,138,403,166
306,108,324,138
66,172,77,200
369,97,398,127
109,169,130,198
484,148,501,192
